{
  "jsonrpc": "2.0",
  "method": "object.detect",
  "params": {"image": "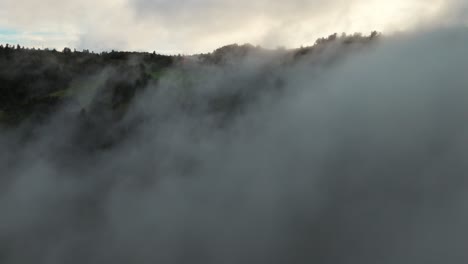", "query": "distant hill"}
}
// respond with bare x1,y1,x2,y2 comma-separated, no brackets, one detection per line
0,32,380,149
